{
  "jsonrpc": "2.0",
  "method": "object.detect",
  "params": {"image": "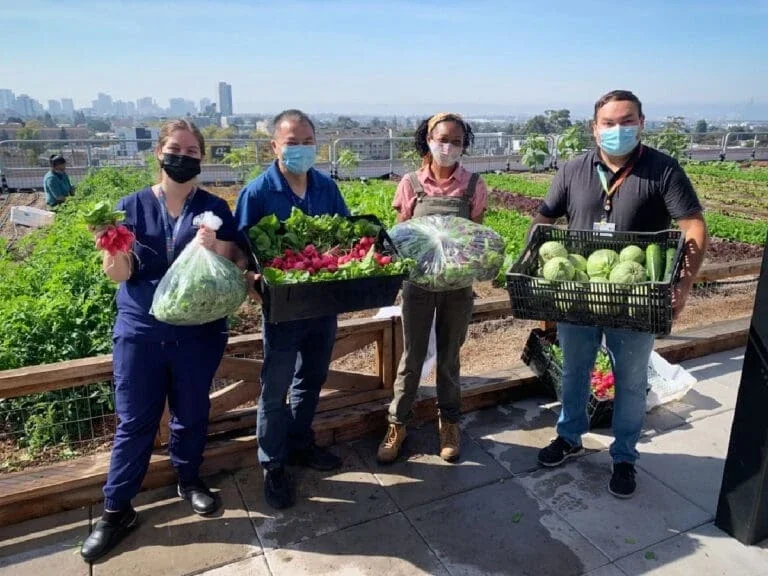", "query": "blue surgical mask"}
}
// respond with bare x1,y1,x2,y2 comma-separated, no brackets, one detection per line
598,125,640,156
281,144,316,174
